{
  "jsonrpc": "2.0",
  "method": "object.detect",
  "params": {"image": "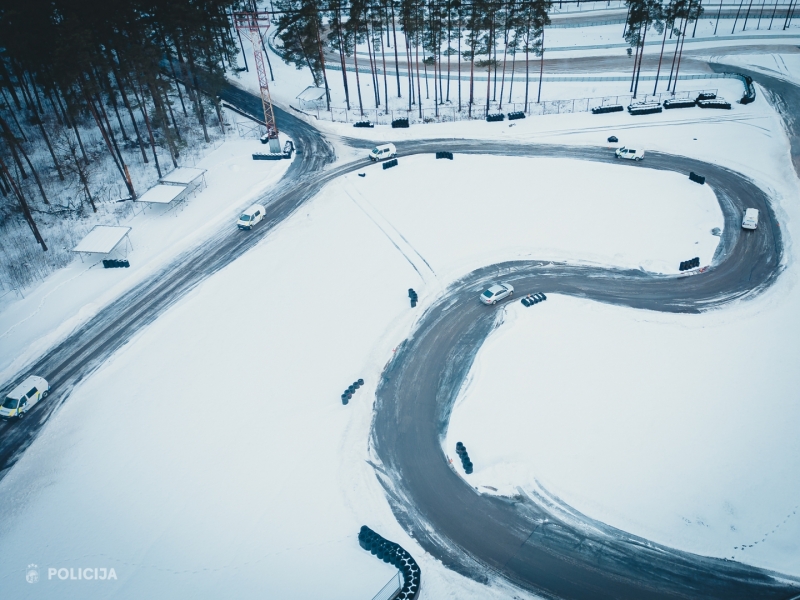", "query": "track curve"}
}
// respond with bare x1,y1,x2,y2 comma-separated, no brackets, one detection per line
0,72,797,598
